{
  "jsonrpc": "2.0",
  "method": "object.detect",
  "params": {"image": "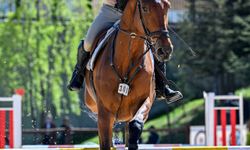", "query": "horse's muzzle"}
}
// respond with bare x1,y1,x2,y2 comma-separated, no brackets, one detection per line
153,36,173,62
155,45,173,62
